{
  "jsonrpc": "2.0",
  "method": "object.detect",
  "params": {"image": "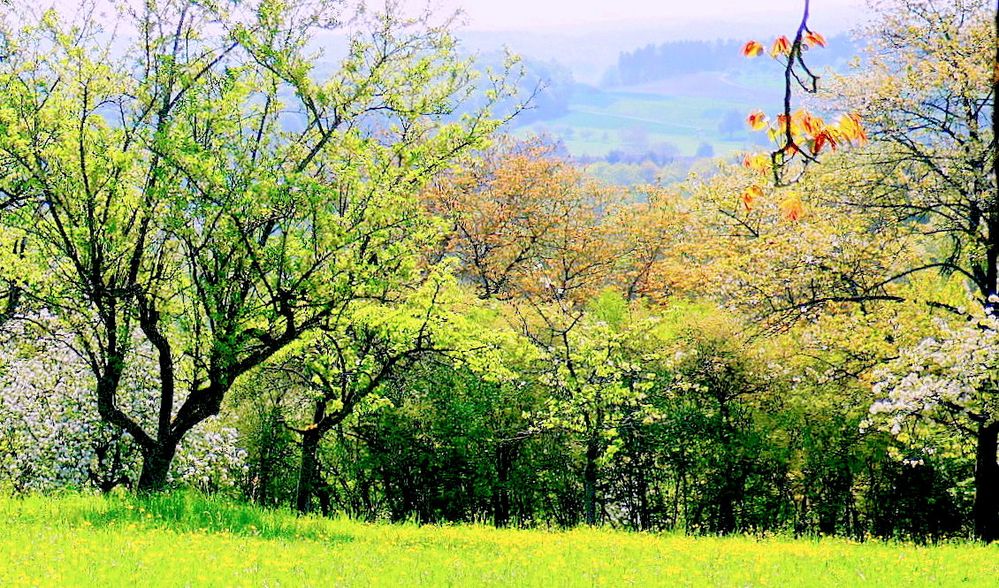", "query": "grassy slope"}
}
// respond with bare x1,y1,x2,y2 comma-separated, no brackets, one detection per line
1,493,997,587
514,70,783,159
